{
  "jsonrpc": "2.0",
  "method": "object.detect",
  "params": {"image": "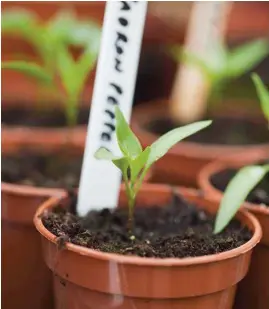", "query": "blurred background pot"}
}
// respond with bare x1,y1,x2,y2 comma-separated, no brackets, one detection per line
34,184,261,309
132,99,269,187
1,136,85,309
198,148,269,309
